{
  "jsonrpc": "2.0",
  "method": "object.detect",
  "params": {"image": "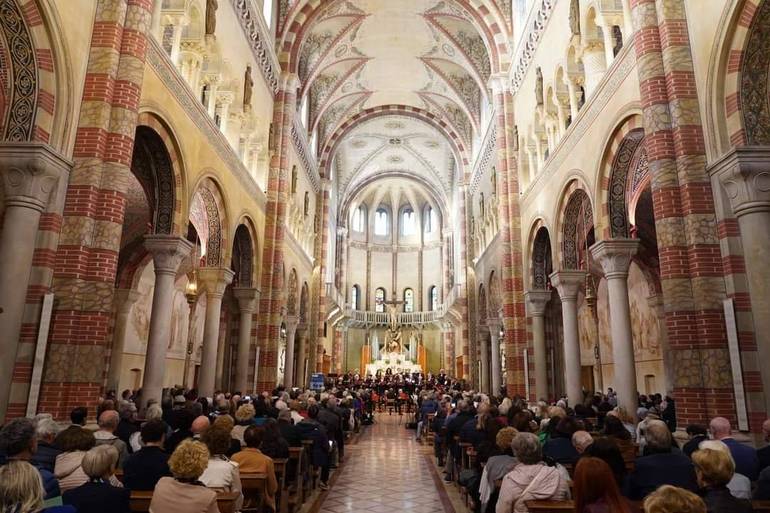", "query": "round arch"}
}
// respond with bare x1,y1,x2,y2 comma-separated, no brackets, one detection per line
478,284,488,322
190,176,230,267
529,223,553,291
556,180,594,270
286,268,299,316
487,270,501,316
